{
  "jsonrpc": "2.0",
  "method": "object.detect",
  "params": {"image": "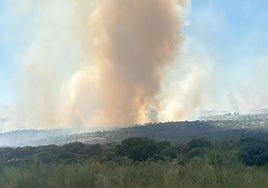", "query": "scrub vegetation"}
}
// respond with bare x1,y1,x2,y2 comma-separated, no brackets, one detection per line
0,136,268,188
